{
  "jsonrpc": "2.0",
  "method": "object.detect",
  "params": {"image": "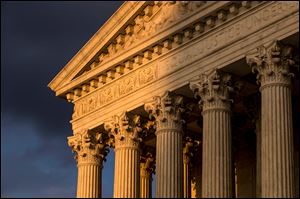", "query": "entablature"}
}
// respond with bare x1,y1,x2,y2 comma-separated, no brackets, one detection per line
69,1,299,134
50,1,268,99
